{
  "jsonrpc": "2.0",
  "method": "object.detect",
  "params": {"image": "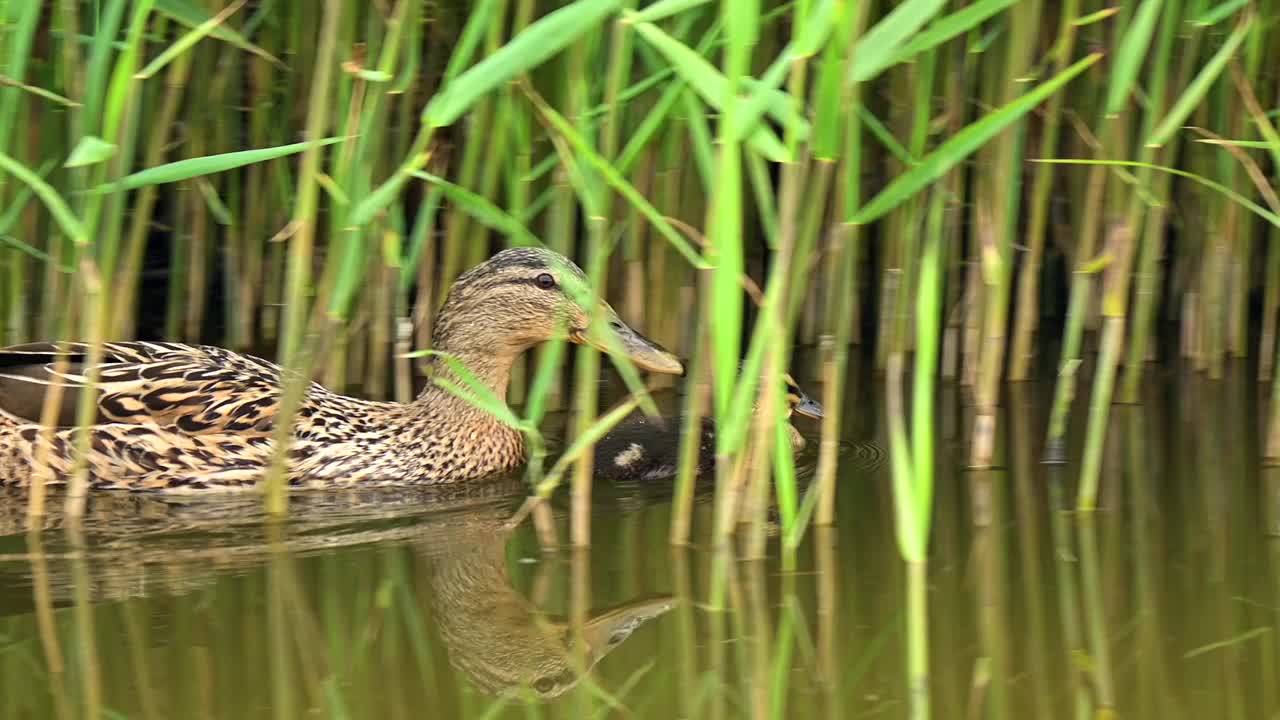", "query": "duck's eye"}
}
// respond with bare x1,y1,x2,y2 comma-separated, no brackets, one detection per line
533,676,556,694
535,273,557,289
